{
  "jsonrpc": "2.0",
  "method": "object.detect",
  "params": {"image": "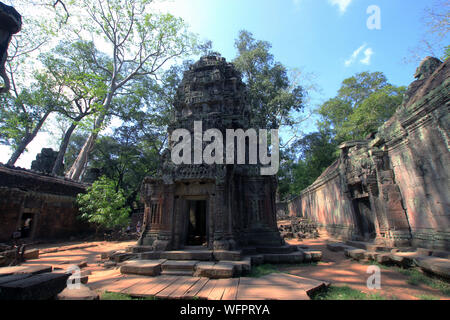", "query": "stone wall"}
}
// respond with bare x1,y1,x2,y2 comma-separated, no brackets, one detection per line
0,165,90,242
288,57,450,250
